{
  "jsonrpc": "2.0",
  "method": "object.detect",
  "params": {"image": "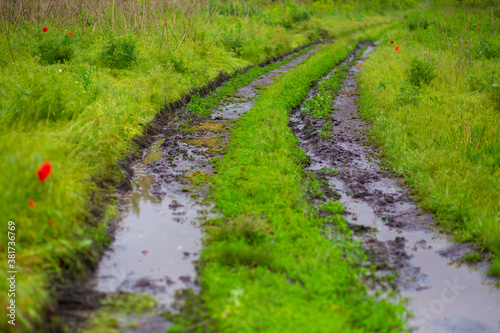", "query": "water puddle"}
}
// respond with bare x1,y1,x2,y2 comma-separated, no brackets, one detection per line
291,42,500,333
85,47,318,332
